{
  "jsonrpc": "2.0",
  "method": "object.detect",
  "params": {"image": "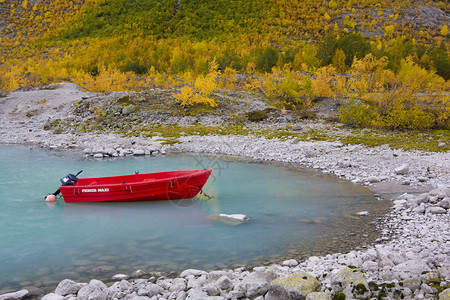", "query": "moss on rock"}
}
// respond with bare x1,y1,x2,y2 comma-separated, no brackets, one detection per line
266,273,321,300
